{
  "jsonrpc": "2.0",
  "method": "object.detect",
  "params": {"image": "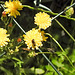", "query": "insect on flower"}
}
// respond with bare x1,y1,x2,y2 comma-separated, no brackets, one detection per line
22,39,36,51
32,39,36,47
23,28,44,50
